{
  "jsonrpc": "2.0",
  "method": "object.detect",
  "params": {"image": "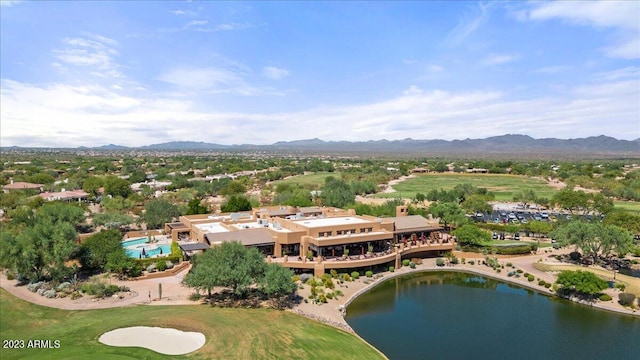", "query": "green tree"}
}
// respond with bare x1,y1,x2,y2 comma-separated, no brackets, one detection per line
104,176,131,198
82,176,104,197
184,242,266,297
460,194,492,215
603,210,640,236
551,221,634,262
321,176,355,208
92,211,135,229
1,205,80,283
221,195,252,212
260,263,297,300
453,224,490,247
428,202,468,230
143,199,180,229
513,189,537,208
555,270,608,297
186,197,209,215
527,220,552,238
220,181,247,196
78,229,125,272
